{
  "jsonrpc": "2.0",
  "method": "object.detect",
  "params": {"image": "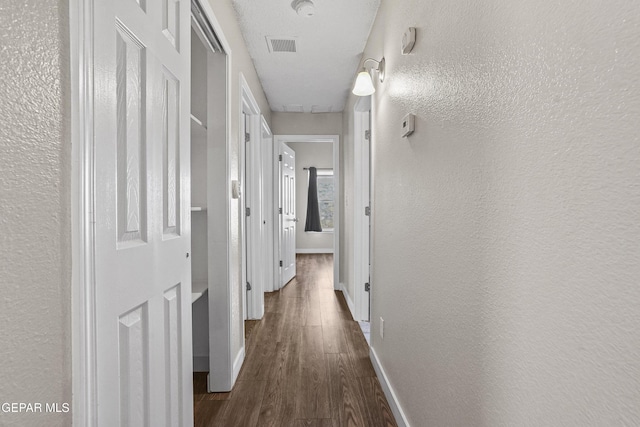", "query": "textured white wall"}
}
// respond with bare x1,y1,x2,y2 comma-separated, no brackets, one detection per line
205,0,272,361
271,112,343,136
0,1,72,426
344,0,640,425
287,142,334,251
